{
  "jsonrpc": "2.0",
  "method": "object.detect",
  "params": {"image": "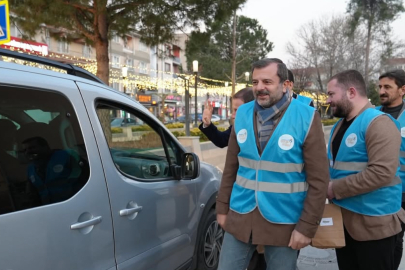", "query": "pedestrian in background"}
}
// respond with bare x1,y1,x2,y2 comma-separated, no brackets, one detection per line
216,58,329,270
199,87,253,148
377,69,405,269
326,69,405,270
287,69,314,107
